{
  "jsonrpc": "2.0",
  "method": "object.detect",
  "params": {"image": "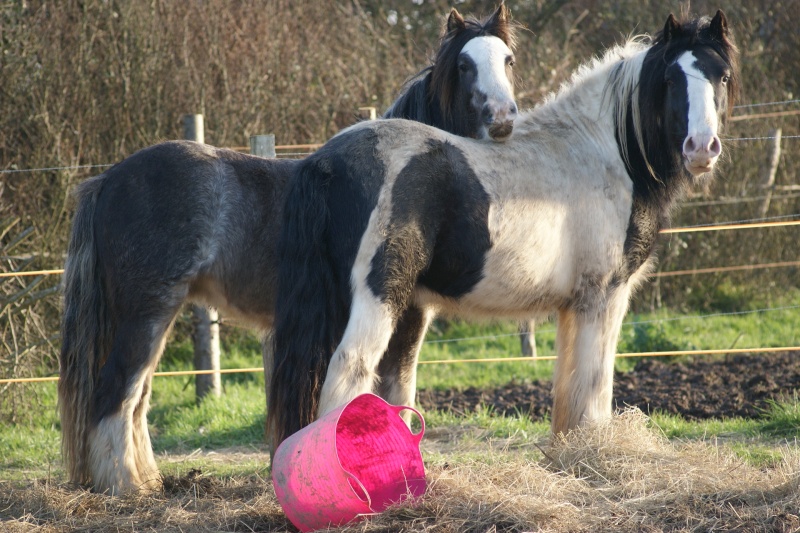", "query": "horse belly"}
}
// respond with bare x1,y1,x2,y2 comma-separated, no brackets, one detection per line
188,275,274,331
460,243,574,317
